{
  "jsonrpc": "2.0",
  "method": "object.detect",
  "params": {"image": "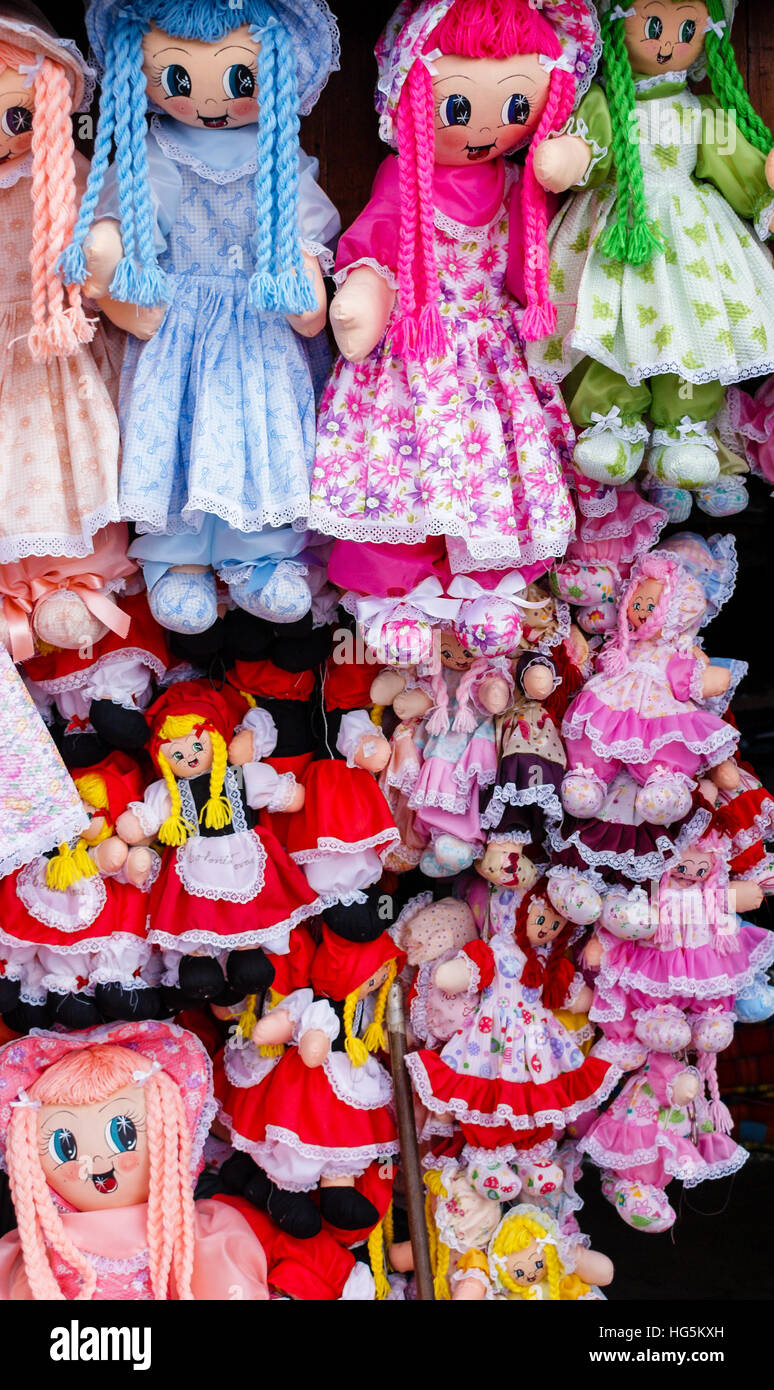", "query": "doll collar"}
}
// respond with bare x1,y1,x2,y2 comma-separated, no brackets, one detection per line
632,72,689,98
0,153,32,189
150,116,258,181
